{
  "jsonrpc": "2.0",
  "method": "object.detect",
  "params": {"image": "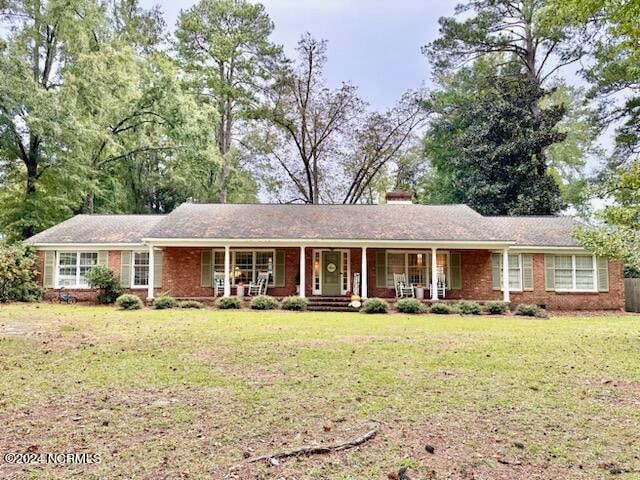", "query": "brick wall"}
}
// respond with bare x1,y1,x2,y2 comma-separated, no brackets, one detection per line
35,247,625,310
366,248,624,310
